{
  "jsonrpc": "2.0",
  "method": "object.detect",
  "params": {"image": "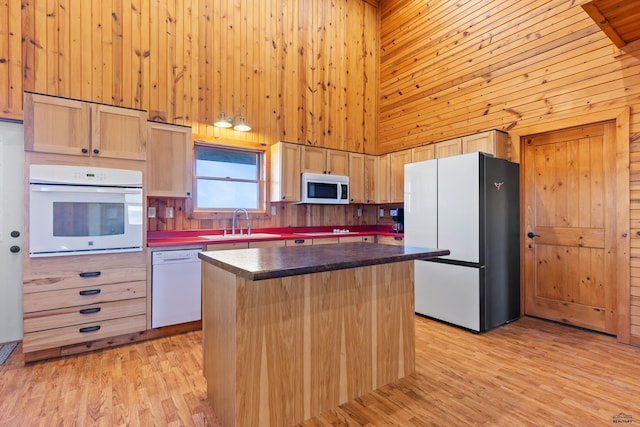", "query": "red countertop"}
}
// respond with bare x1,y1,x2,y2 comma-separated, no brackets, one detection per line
147,225,404,247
